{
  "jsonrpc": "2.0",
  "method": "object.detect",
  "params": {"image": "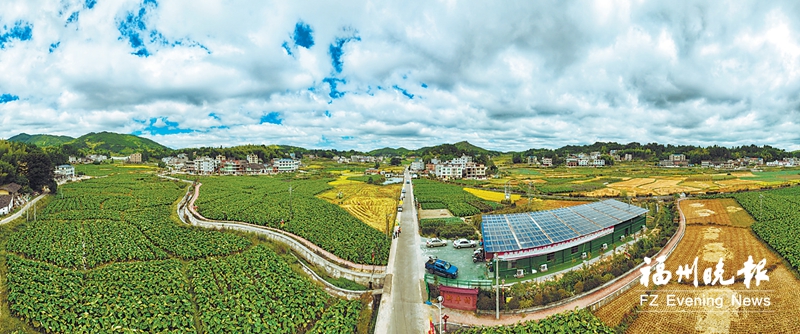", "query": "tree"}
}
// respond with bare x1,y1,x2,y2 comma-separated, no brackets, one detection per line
366,176,374,184
374,161,380,169
0,160,16,185
390,157,402,166
20,153,54,192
